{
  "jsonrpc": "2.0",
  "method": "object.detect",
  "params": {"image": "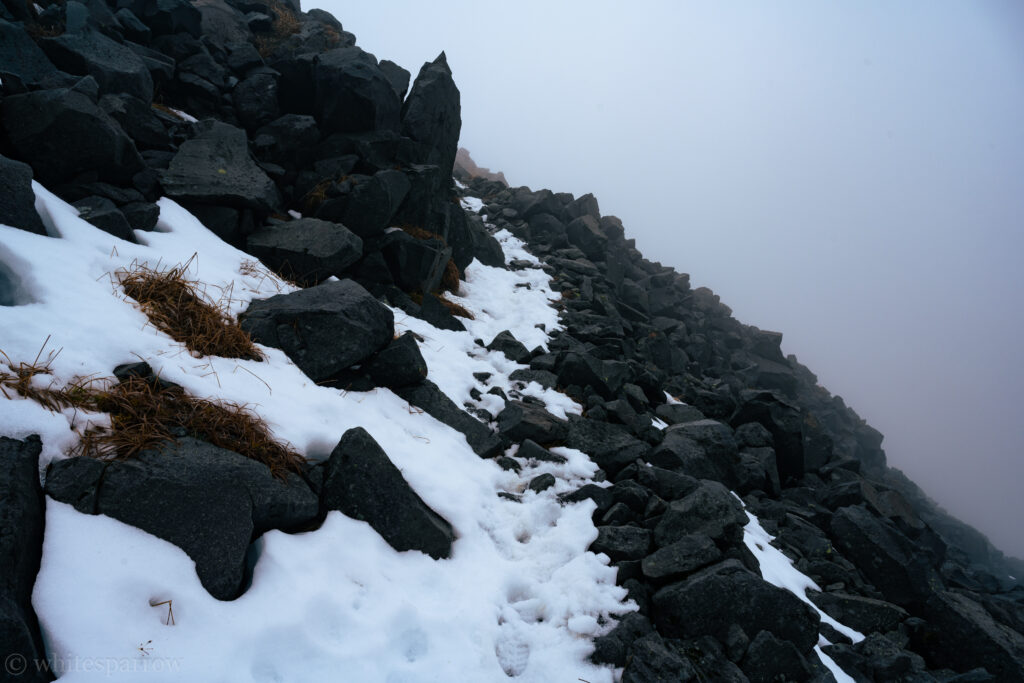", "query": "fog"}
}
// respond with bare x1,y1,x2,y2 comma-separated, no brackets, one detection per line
312,1,1024,558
